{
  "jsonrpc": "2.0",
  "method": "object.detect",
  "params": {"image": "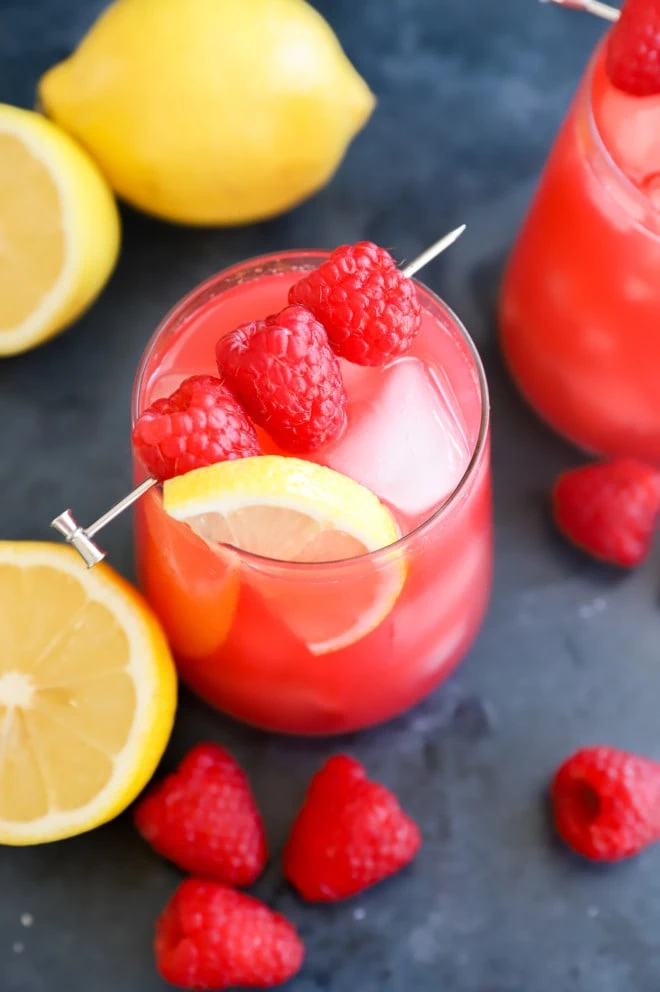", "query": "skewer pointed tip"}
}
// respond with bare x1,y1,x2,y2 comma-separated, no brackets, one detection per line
447,223,467,242
538,0,620,22
402,224,466,278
